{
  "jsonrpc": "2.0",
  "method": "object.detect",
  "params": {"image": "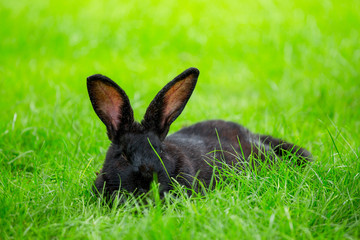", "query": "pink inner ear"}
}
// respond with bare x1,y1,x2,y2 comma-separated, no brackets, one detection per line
162,76,193,125
93,81,123,130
